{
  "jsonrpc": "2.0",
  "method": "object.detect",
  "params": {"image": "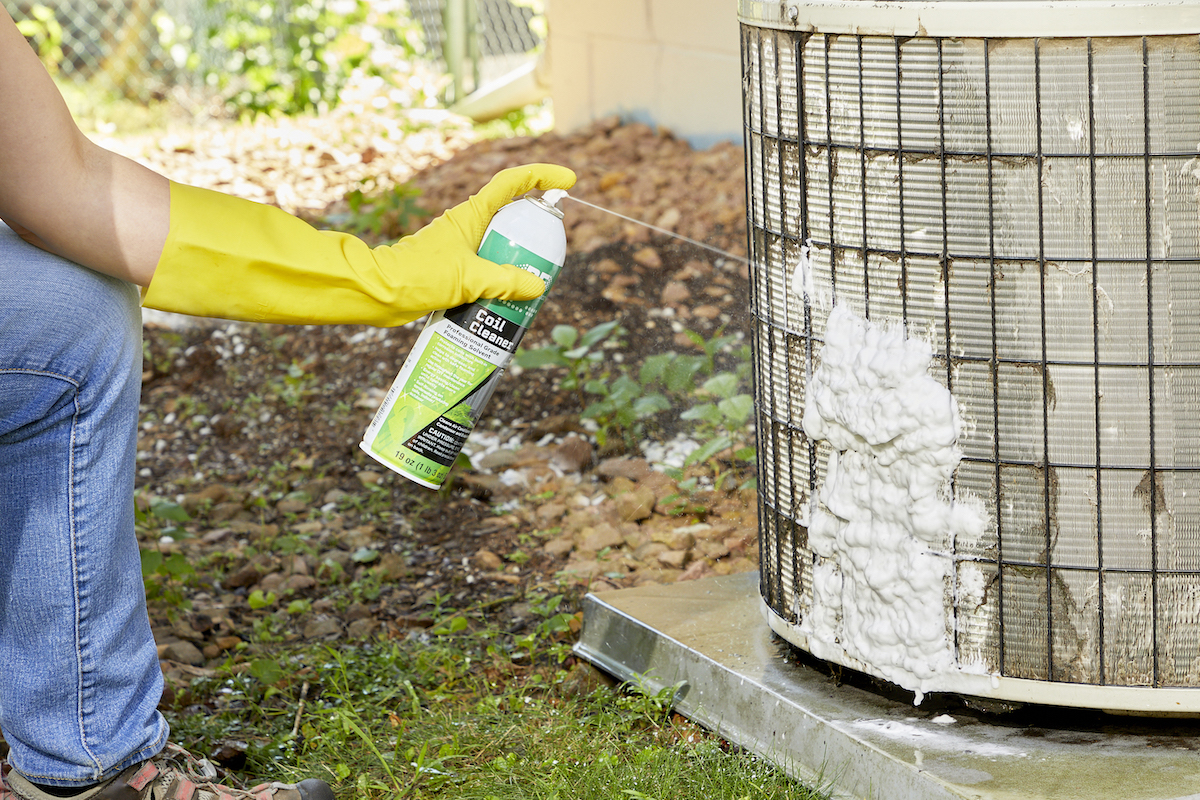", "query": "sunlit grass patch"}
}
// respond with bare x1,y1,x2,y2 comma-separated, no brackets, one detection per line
166,614,822,800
